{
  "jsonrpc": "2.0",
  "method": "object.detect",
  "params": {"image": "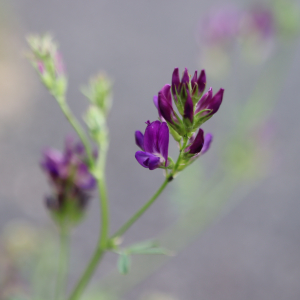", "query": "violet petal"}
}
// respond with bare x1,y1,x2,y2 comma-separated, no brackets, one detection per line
76,163,96,190
148,155,161,170
209,88,224,114
143,120,161,153
158,122,169,165
197,70,206,95
171,68,180,96
183,90,194,123
195,87,213,114
158,95,178,125
188,128,205,154
135,151,159,169
135,131,144,150
191,71,198,90
181,68,190,85
160,84,172,106
201,133,213,154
